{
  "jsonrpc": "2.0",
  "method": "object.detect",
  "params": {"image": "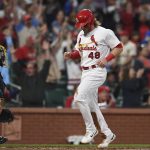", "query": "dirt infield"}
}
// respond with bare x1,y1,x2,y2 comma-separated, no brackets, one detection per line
0,147,150,150
0,144,150,150
0,148,150,150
